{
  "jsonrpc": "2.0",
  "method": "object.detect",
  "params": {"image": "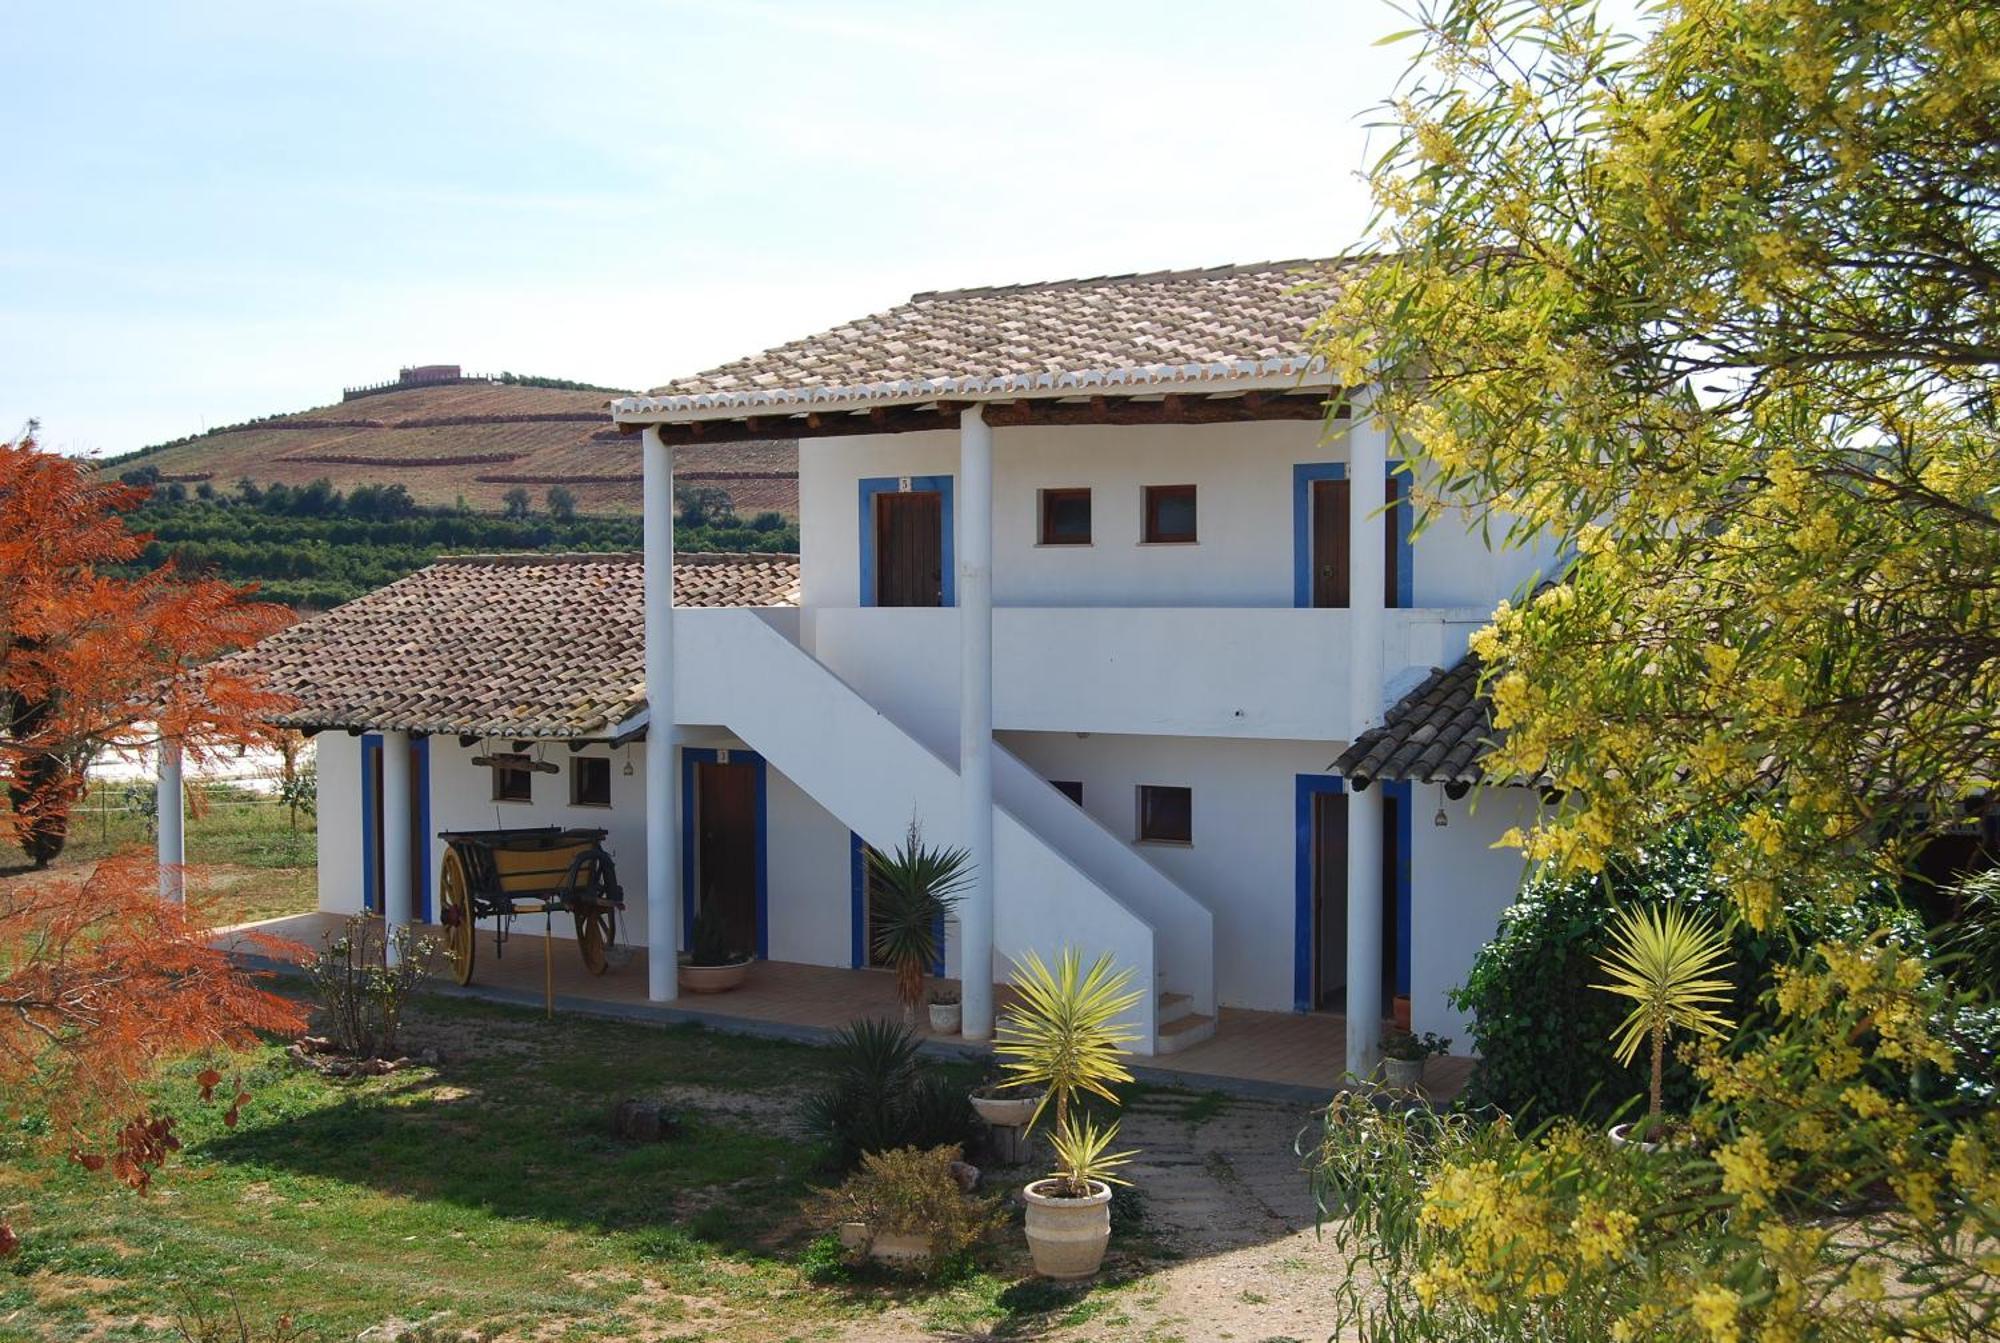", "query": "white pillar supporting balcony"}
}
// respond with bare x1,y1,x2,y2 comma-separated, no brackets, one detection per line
958,405,997,1040
1345,409,1389,1081
156,737,185,903
379,728,413,964
642,423,683,1003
